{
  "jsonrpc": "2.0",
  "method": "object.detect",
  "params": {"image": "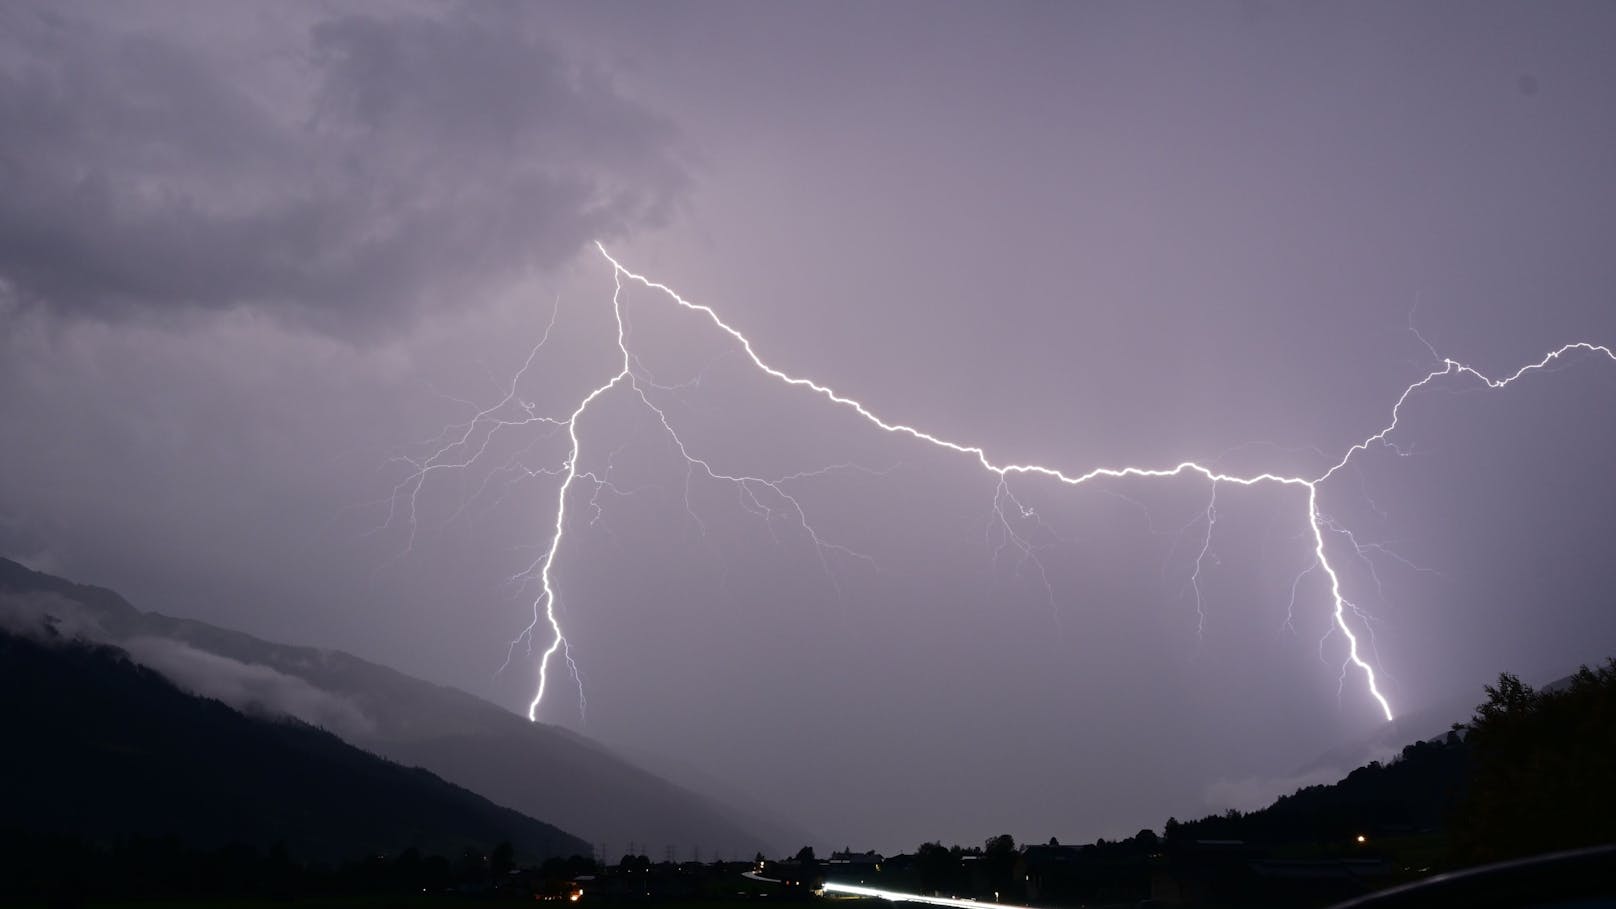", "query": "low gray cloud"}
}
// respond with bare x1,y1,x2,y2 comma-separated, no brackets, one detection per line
0,3,687,335
122,635,376,738
0,590,373,738
0,590,108,642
